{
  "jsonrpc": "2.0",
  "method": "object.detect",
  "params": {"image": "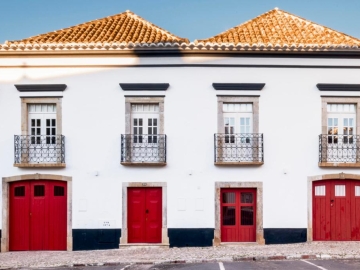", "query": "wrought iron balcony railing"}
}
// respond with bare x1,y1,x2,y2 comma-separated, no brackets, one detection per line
214,133,264,163
319,134,360,163
14,135,65,164
121,134,166,164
